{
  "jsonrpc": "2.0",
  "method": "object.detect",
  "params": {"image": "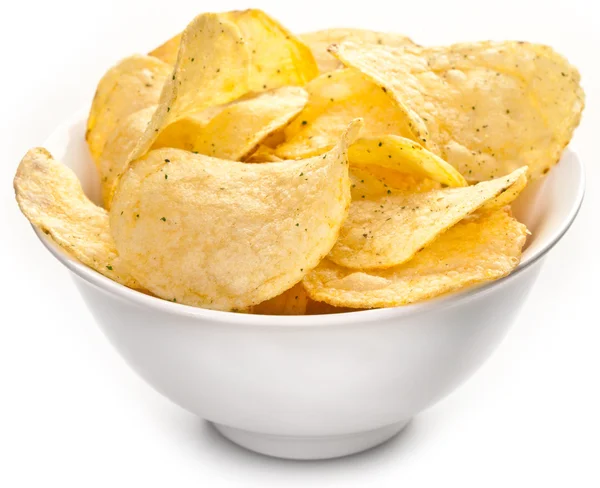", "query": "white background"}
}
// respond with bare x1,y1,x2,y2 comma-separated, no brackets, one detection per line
1,0,598,486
